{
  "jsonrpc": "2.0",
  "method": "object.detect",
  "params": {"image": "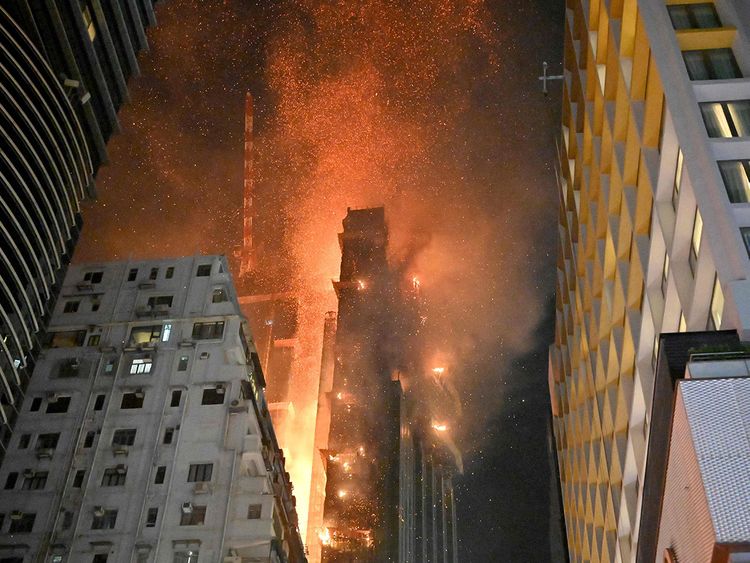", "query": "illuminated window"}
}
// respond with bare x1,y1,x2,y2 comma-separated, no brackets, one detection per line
689,209,703,275
128,325,162,346
719,160,750,203
129,357,153,375
667,4,720,29
683,49,741,80
173,550,200,562
700,100,750,137
708,275,724,330
162,323,172,342
87,334,101,347
81,4,96,41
